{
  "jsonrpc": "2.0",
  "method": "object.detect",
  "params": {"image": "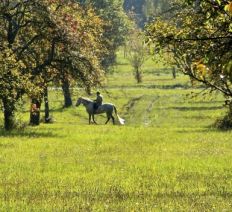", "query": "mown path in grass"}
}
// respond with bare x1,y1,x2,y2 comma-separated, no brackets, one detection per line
1,55,232,210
